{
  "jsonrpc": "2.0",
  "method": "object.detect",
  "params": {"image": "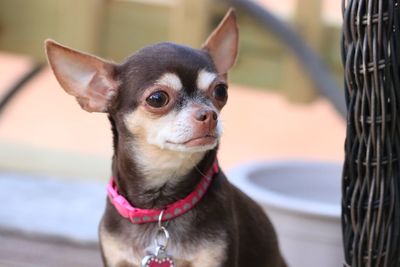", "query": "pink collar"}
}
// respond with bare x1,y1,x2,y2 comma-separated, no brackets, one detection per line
107,161,219,224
